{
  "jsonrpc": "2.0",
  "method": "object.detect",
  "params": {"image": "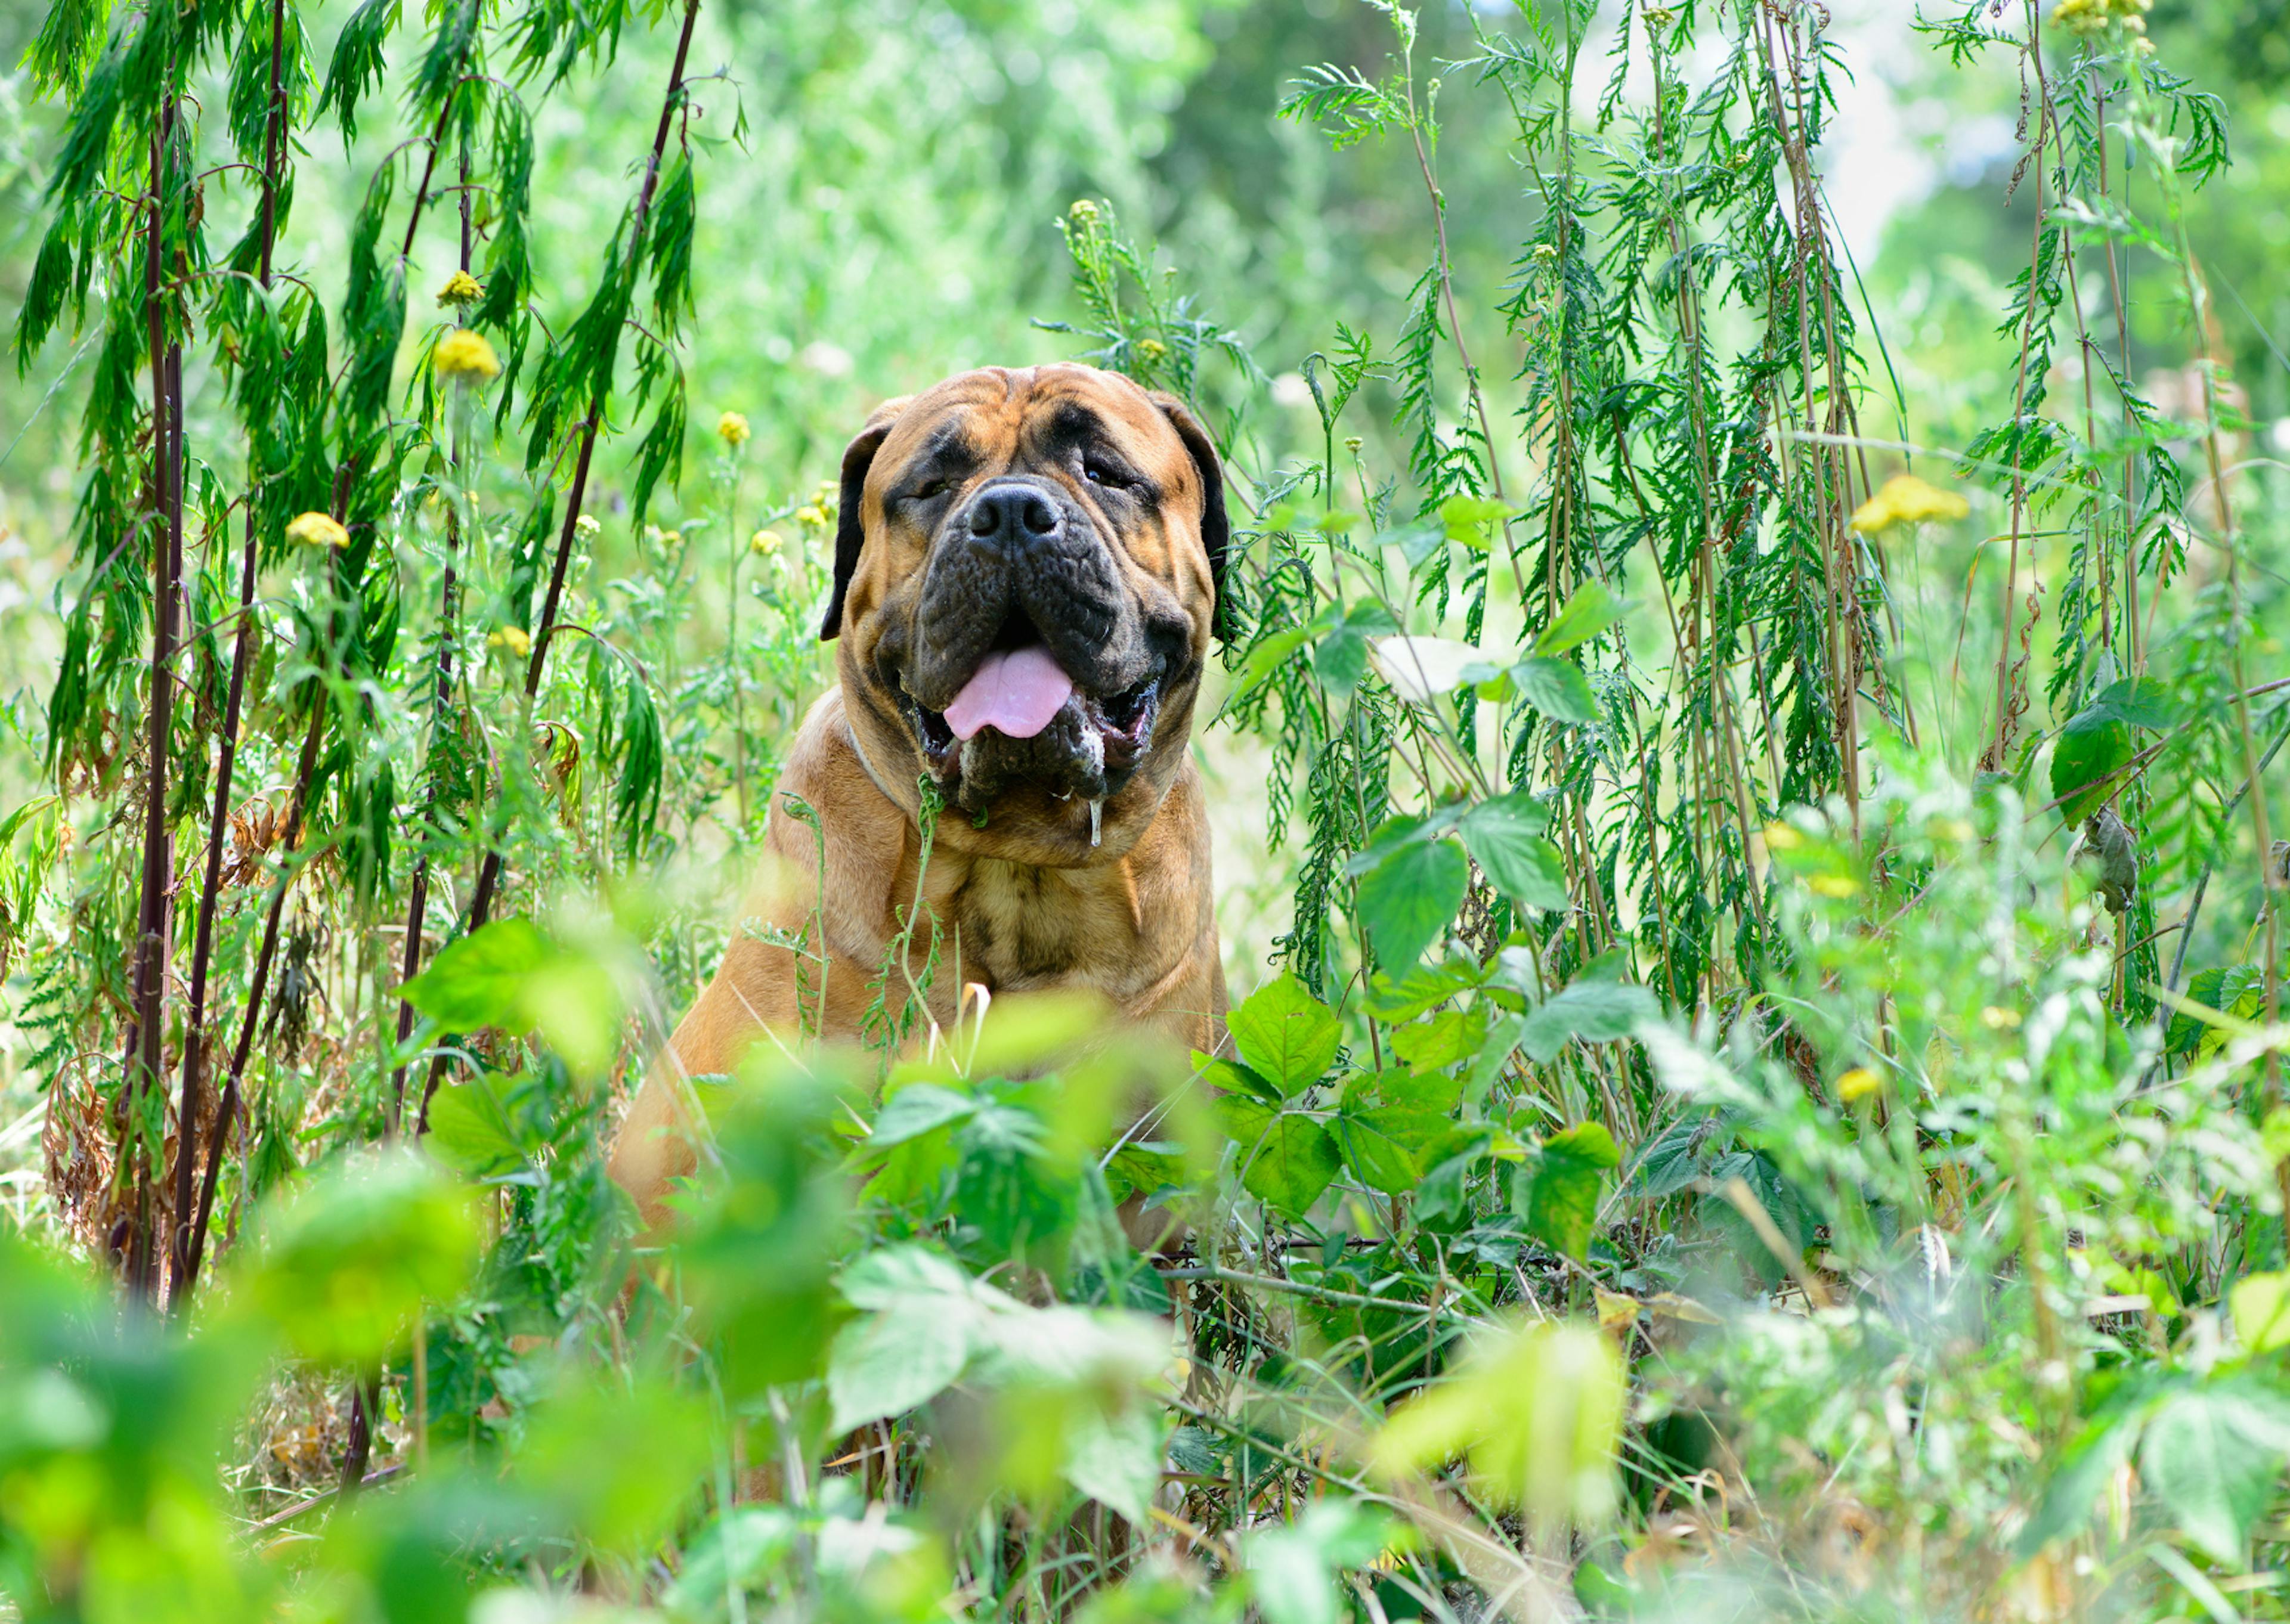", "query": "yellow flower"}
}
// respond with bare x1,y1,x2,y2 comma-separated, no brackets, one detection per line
1980,1005,2023,1032
2053,0,2148,33
489,626,532,657
286,511,347,550
796,504,828,529
1137,338,1168,362
434,328,500,382
435,269,483,308
1068,199,1101,224
1763,821,1805,852
1808,873,1860,899
574,513,601,539
749,528,784,557
1836,1067,1881,1103
1850,473,1970,536
716,411,751,448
